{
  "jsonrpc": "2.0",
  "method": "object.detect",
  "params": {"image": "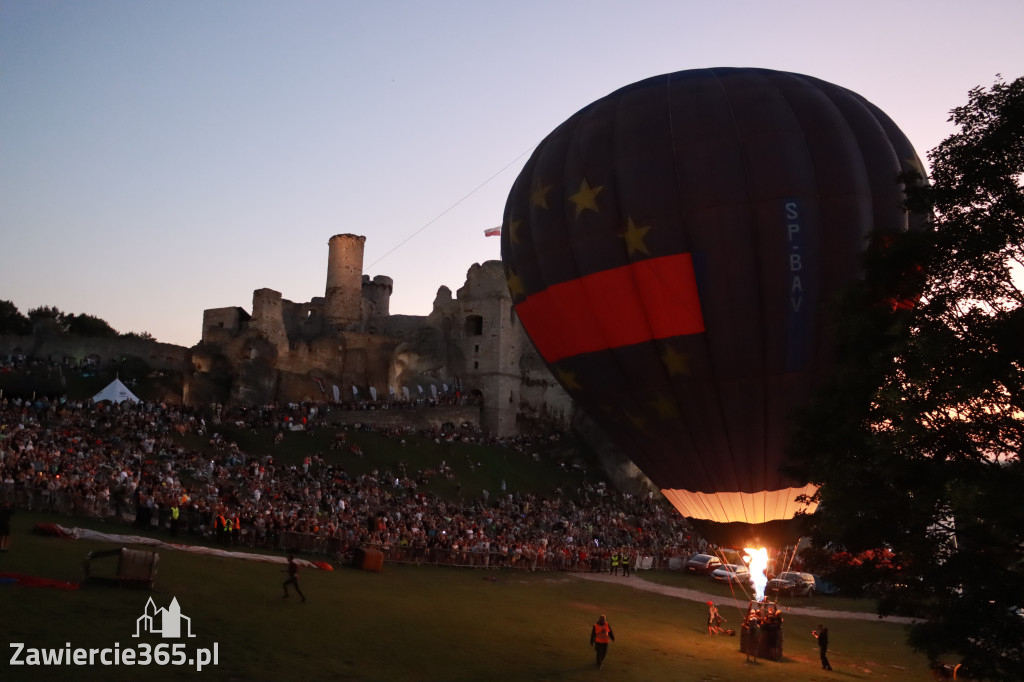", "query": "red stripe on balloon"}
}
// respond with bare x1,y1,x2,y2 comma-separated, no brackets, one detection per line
515,253,706,363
